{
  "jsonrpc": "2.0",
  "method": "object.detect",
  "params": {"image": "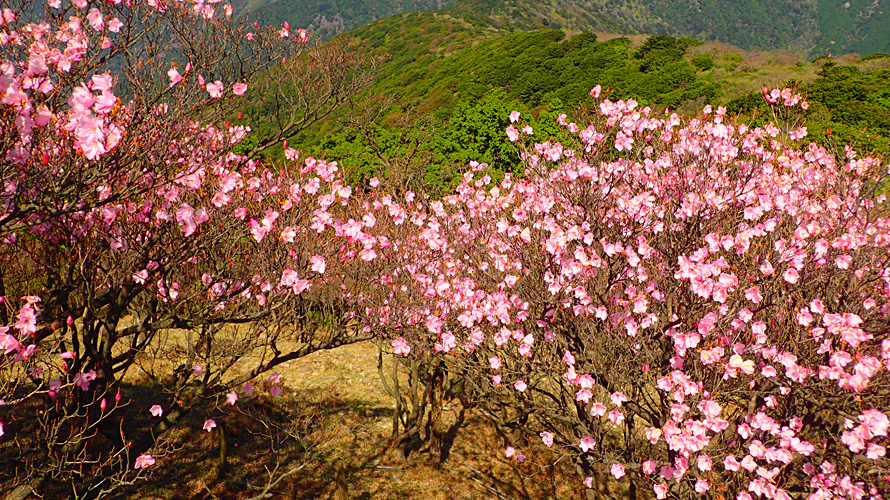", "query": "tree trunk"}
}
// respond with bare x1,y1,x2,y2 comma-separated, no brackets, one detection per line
217,420,228,479
426,361,447,465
